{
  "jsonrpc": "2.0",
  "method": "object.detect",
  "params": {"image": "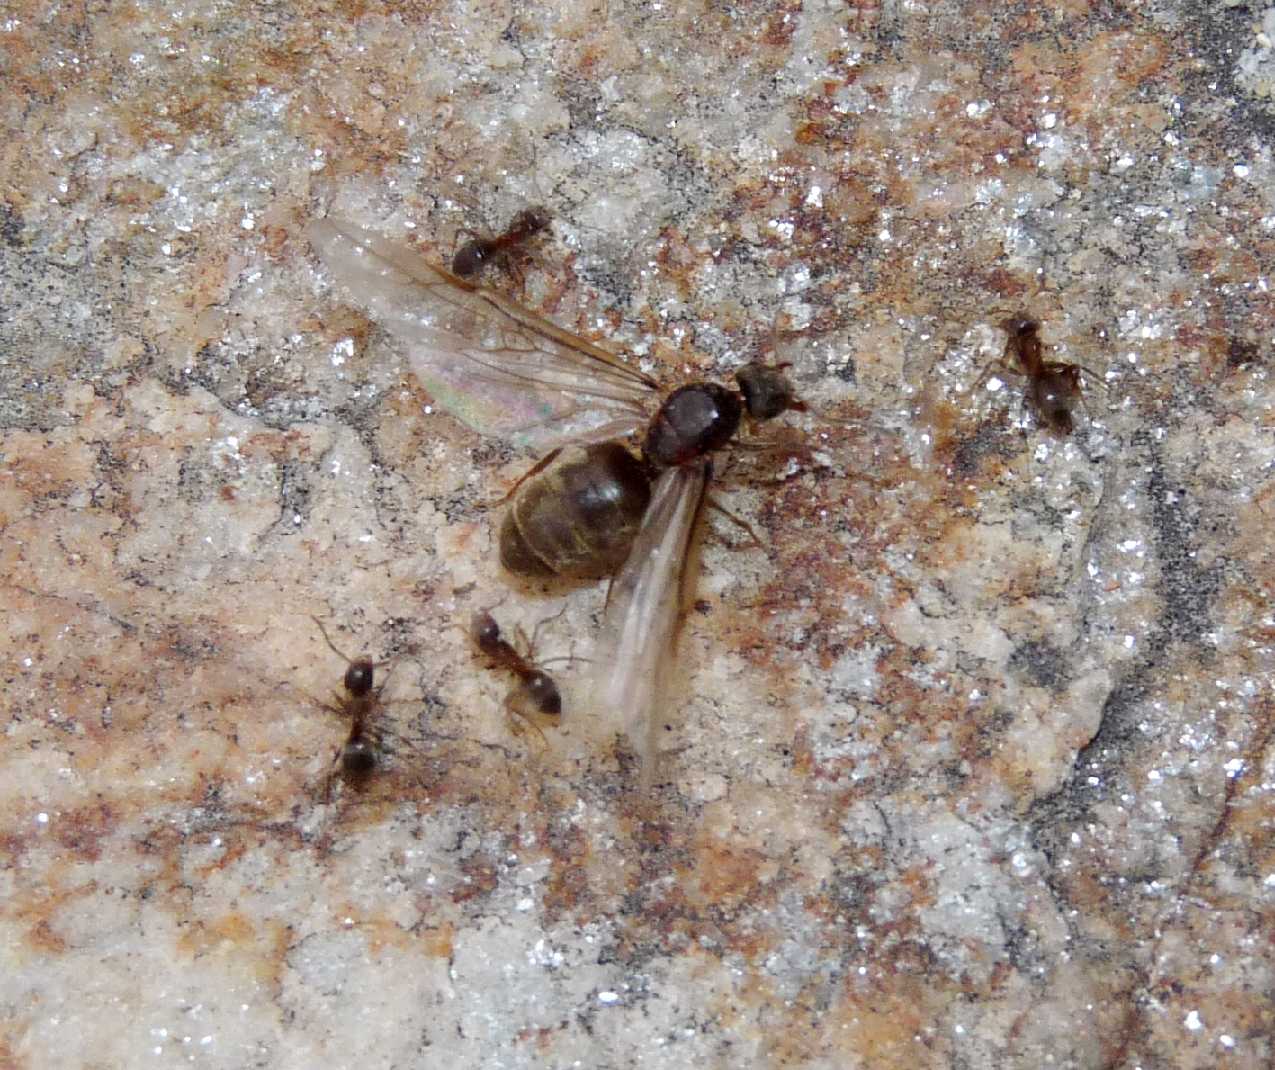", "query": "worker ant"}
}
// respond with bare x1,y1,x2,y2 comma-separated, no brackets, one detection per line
309,615,400,797
468,607,579,745
980,316,1106,435
451,206,551,283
